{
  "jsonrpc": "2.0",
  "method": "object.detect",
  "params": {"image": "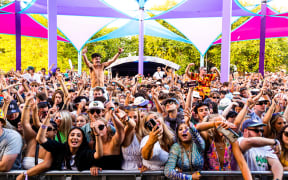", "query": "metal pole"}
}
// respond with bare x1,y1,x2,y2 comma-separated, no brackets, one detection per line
48,0,57,72
138,5,144,75
200,55,204,67
259,0,267,77
15,0,21,71
78,51,82,75
220,0,232,83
